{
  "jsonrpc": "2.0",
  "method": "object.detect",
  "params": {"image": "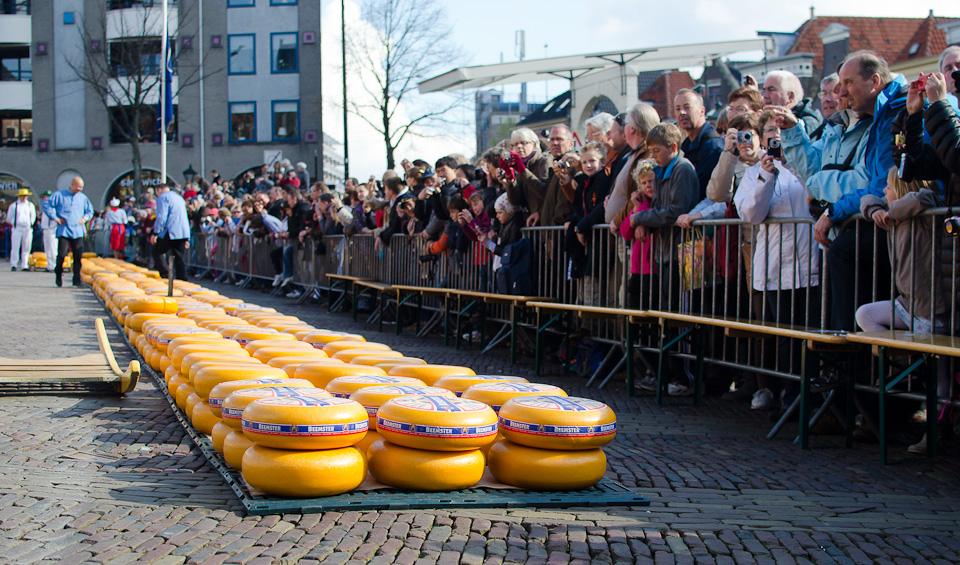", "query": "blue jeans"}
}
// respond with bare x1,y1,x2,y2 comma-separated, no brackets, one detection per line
283,244,295,278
